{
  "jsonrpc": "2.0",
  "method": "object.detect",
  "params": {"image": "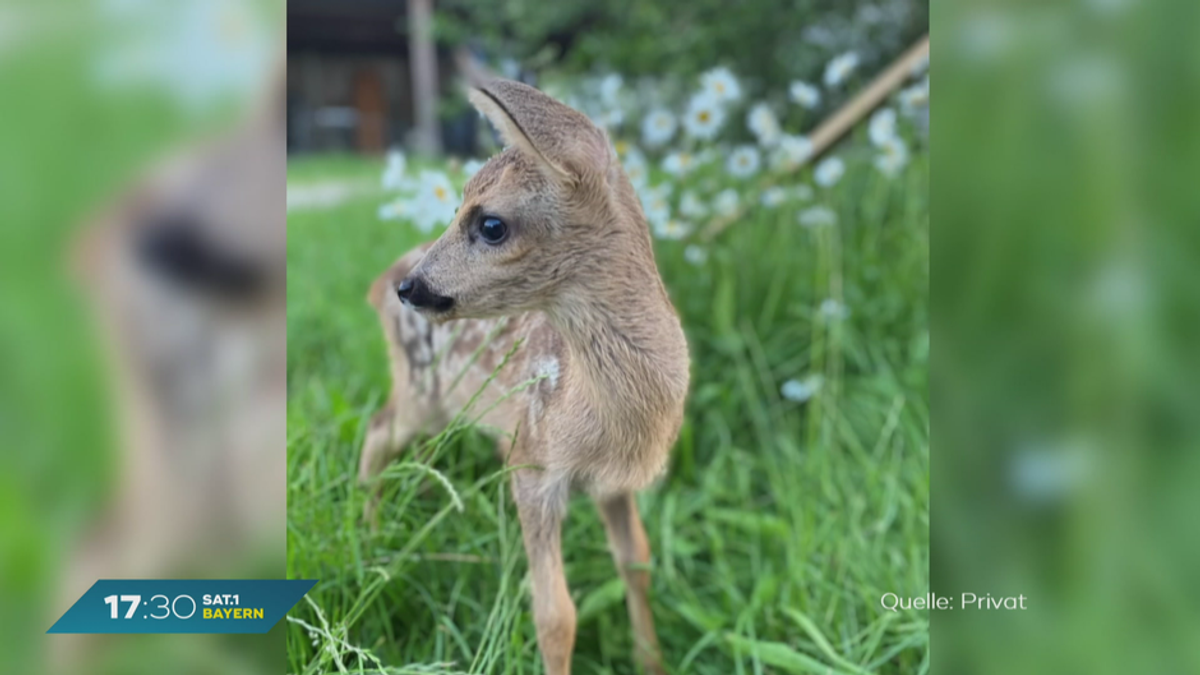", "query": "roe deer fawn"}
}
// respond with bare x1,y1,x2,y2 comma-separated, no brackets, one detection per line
359,77,690,674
